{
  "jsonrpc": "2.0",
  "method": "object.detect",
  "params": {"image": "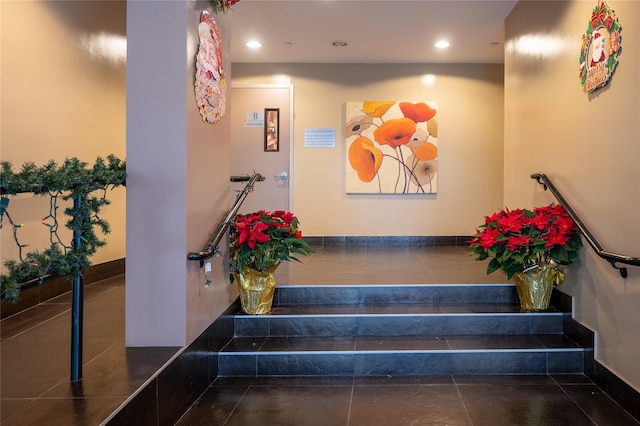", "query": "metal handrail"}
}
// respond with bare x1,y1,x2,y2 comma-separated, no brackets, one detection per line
187,172,265,266
531,173,640,278
1,190,86,381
